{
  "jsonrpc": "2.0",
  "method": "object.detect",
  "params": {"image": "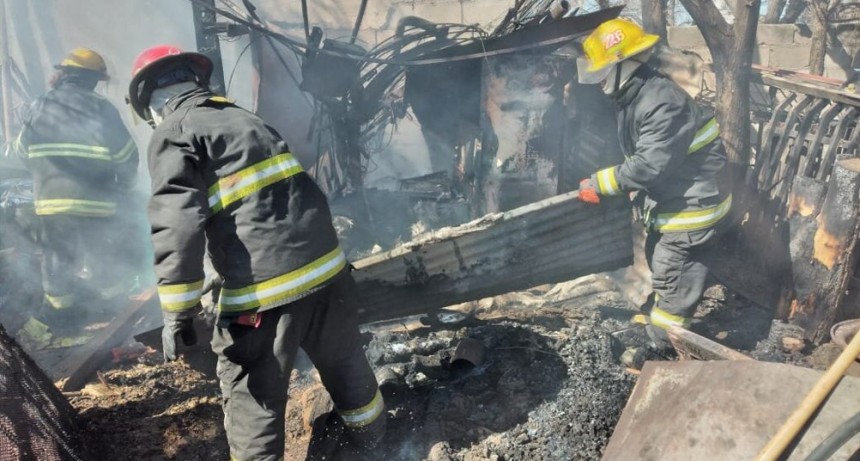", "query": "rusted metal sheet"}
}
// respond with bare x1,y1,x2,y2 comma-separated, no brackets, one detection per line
603,361,860,461
351,192,633,324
